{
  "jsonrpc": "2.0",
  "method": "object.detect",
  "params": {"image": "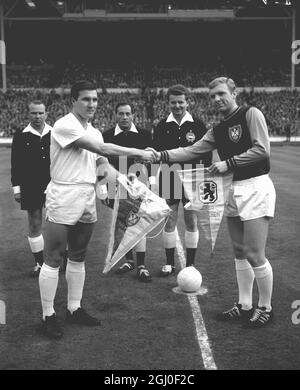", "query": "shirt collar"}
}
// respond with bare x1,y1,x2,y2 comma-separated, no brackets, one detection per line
166,111,194,126
23,123,51,137
114,123,138,136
